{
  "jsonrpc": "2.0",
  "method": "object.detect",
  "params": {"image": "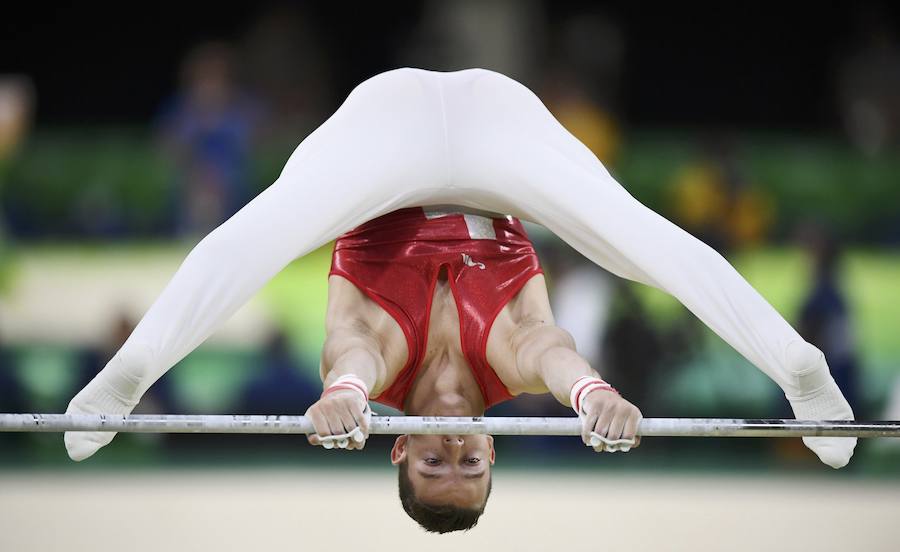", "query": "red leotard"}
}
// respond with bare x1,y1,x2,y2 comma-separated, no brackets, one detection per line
329,207,543,410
